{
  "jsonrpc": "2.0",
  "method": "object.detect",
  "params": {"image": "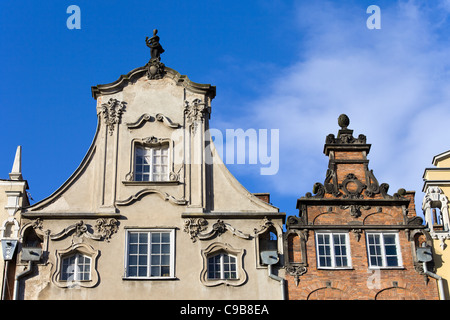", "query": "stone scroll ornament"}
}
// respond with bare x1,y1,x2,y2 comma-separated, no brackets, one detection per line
184,99,209,134
183,218,251,242
49,219,119,243
101,98,126,135
305,114,409,202
146,29,166,80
